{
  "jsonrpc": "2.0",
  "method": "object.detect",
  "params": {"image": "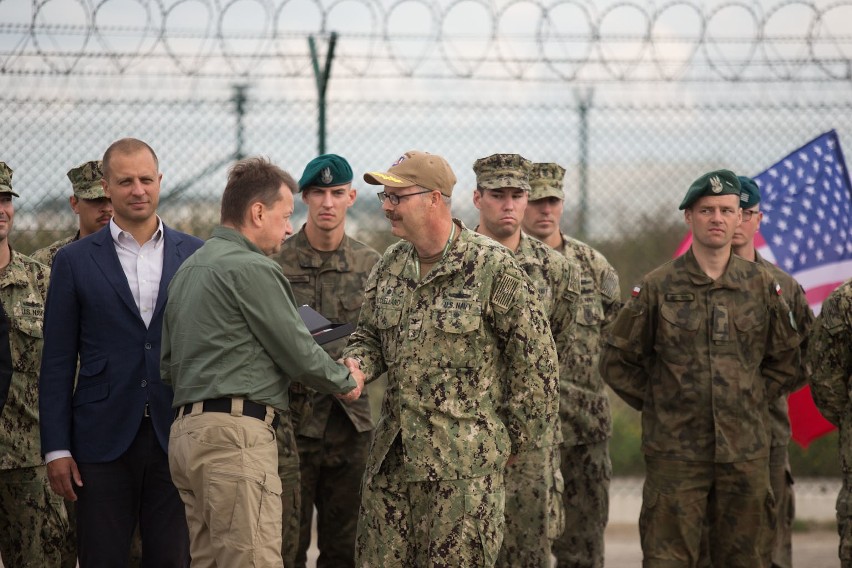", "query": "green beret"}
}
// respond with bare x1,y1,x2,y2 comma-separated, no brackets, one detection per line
0,162,20,197
529,162,566,201
473,153,532,191
67,160,105,200
298,154,353,192
738,175,760,208
678,169,741,210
